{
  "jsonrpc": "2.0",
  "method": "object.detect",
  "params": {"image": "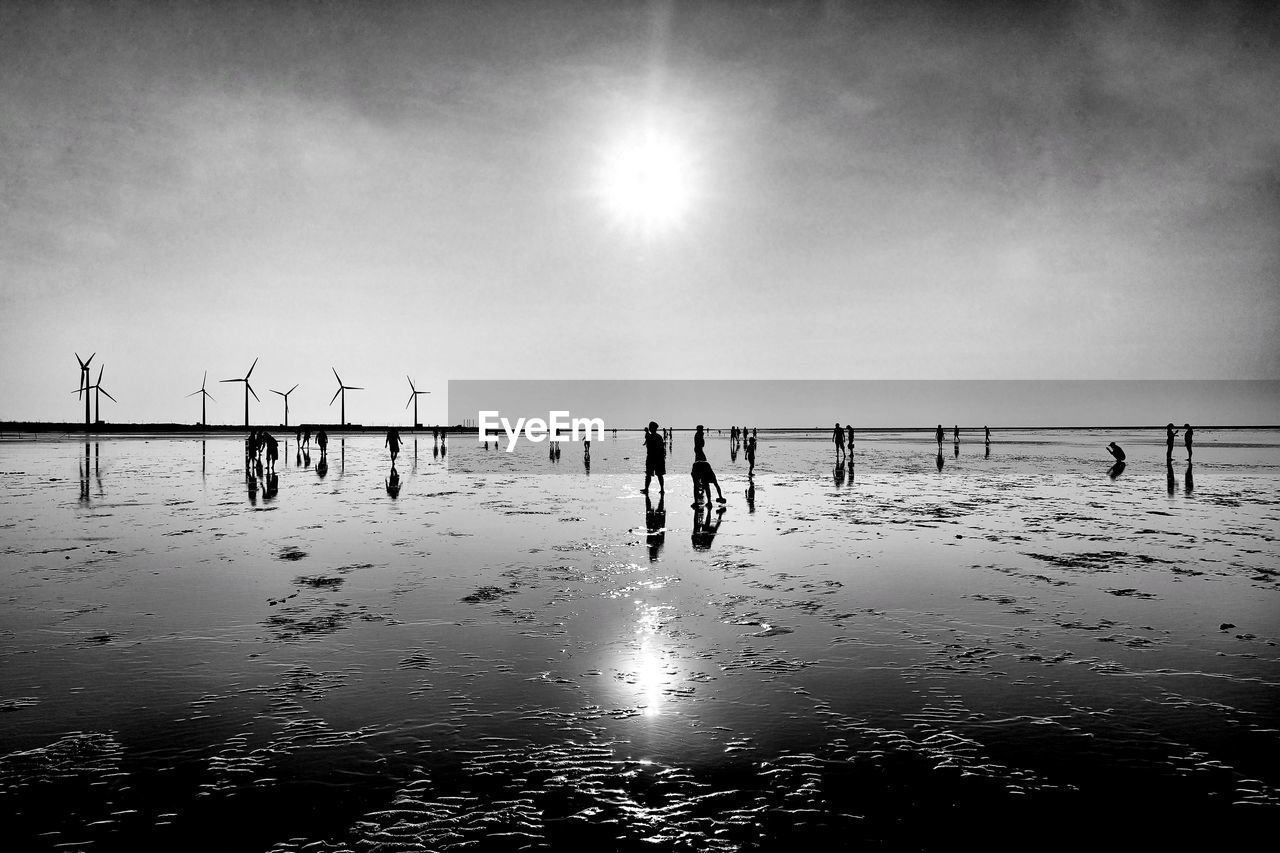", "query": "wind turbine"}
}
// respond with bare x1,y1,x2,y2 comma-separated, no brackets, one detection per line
329,368,362,426
186,371,215,425
71,364,116,424
220,357,259,427
74,352,95,428
270,383,299,427
405,376,430,427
